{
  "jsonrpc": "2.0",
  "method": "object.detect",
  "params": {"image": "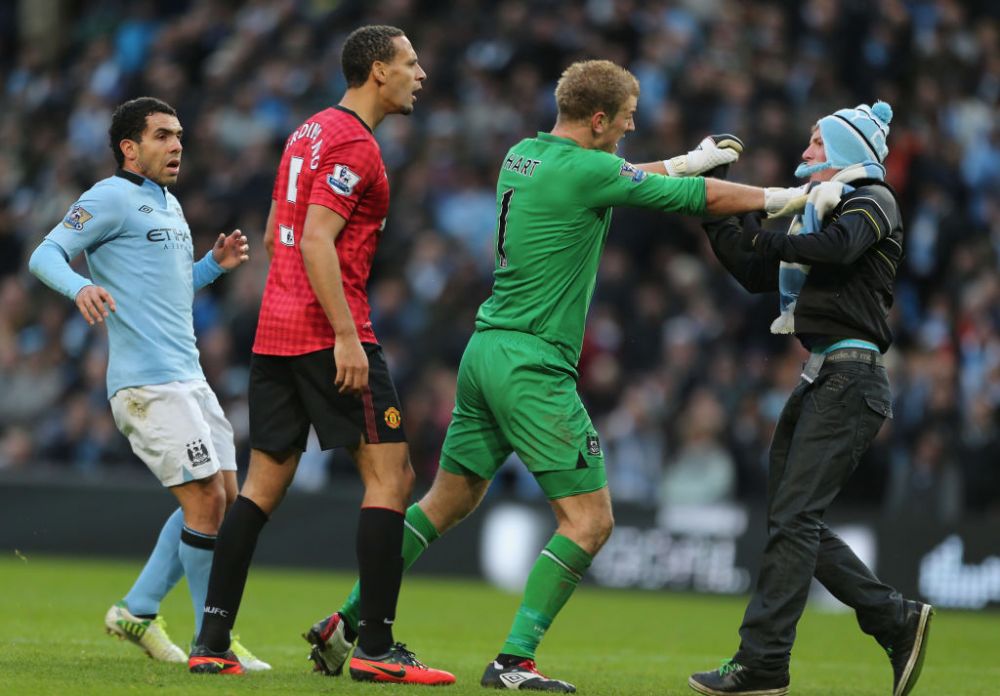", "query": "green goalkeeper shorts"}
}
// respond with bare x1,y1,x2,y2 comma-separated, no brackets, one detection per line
439,329,606,500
